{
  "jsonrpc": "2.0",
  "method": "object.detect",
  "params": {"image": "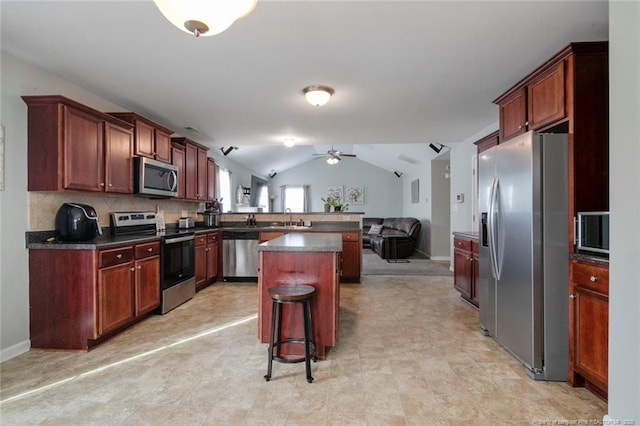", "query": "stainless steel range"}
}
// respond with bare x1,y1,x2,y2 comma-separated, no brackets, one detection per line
110,211,195,314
